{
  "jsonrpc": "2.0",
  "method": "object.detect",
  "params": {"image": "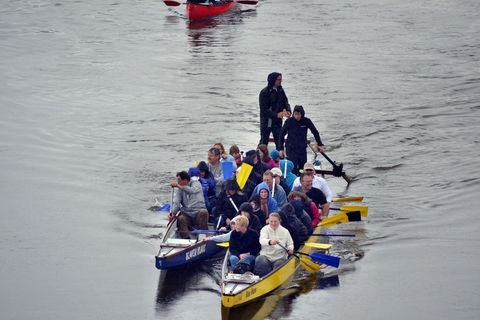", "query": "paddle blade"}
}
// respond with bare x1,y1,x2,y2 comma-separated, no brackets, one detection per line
216,242,229,247
156,203,171,211
342,205,368,217
310,252,340,268
333,196,364,202
318,212,349,227
318,211,361,227
236,0,258,4
304,243,333,250
222,162,233,180
311,233,356,237
164,0,181,6
236,163,253,189
298,257,322,273
191,229,222,234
